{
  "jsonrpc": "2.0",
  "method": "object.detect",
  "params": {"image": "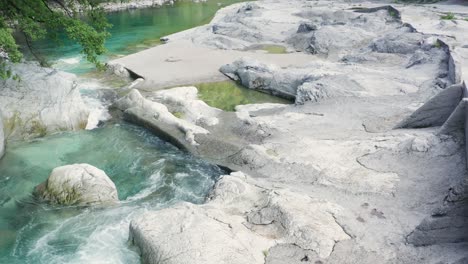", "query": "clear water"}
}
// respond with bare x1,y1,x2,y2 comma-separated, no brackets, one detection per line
30,0,246,74
196,80,290,111
0,1,263,262
0,122,224,263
